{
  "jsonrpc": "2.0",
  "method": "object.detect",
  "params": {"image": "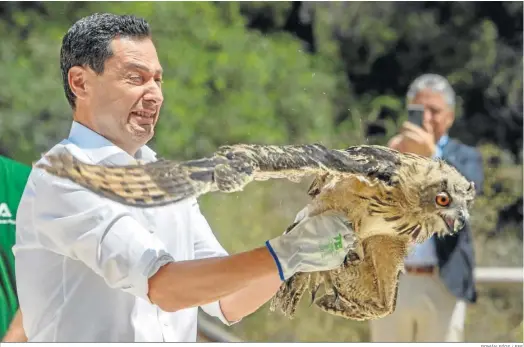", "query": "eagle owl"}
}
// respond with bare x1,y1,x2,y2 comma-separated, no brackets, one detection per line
36,143,476,321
